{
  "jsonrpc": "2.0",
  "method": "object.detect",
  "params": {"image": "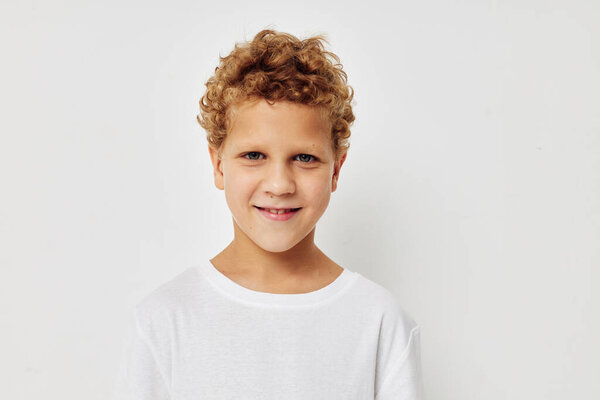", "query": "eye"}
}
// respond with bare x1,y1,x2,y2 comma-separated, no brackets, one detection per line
295,154,317,163
242,152,264,161
242,152,317,163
